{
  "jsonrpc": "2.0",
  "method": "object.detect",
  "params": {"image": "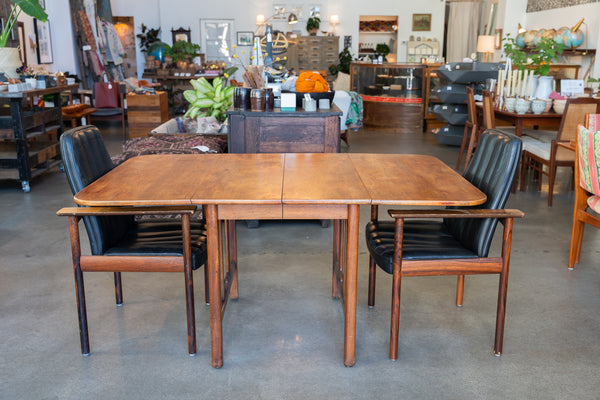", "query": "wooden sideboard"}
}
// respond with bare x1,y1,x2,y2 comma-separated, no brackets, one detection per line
226,106,342,154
